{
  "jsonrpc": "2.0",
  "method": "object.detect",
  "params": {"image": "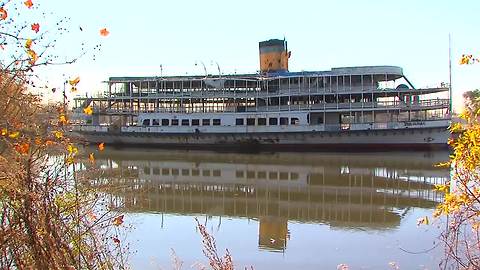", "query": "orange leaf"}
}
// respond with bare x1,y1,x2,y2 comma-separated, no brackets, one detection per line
24,0,33,8
0,7,7,20
88,153,95,163
14,143,30,154
83,106,93,115
31,23,40,33
112,215,124,226
27,49,38,64
99,28,110,37
98,142,105,151
69,76,80,86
